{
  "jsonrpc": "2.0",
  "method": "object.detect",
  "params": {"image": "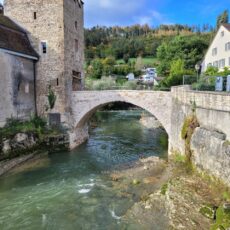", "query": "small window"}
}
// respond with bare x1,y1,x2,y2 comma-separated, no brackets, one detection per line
75,21,78,30
221,31,224,37
225,42,230,51
212,47,217,56
56,78,59,86
72,71,82,91
34,12,37,20
41,41,47,54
